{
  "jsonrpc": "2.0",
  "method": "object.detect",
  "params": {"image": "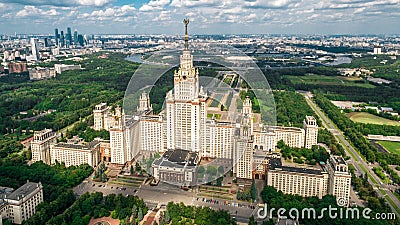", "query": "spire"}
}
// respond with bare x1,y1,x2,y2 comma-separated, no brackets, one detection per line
183,18,189,50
